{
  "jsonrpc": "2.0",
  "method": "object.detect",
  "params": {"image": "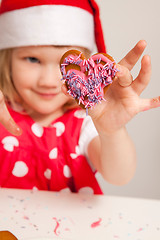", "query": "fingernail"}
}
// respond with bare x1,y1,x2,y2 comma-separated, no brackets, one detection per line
151,96,160,103
9,118,22,136
115,66,122,75
16,127,23,135
116,70,123,77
